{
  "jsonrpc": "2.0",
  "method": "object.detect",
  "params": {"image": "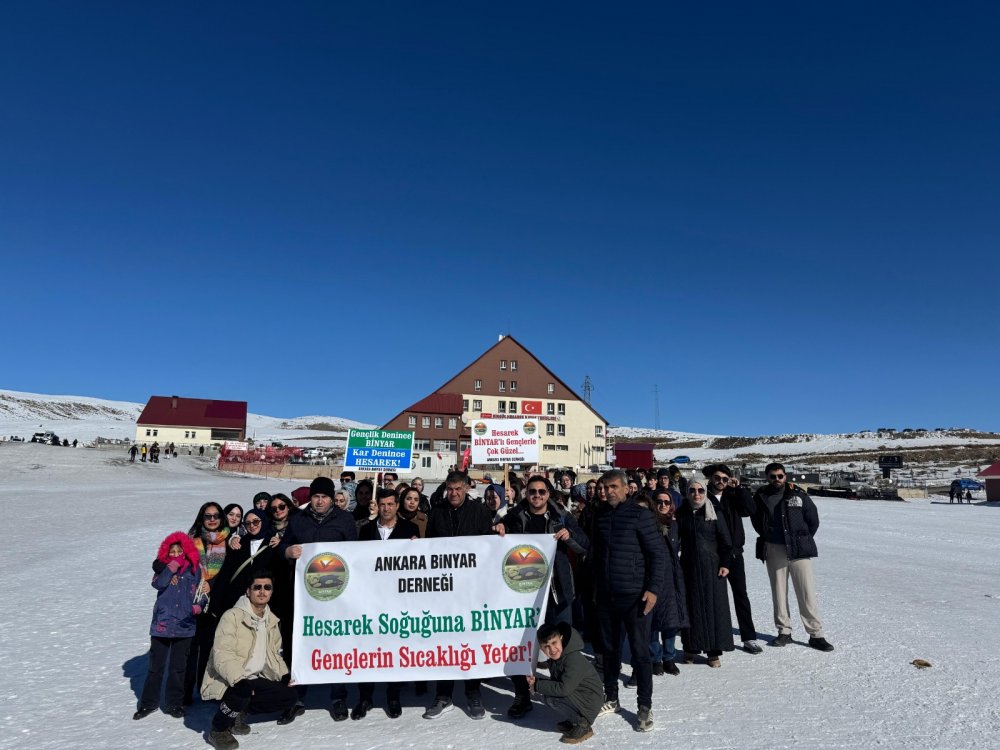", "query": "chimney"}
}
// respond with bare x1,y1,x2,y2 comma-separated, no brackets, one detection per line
171,396,178,409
